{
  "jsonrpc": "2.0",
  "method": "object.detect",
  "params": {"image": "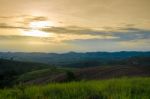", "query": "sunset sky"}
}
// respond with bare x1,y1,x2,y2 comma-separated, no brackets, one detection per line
0,0,150,52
